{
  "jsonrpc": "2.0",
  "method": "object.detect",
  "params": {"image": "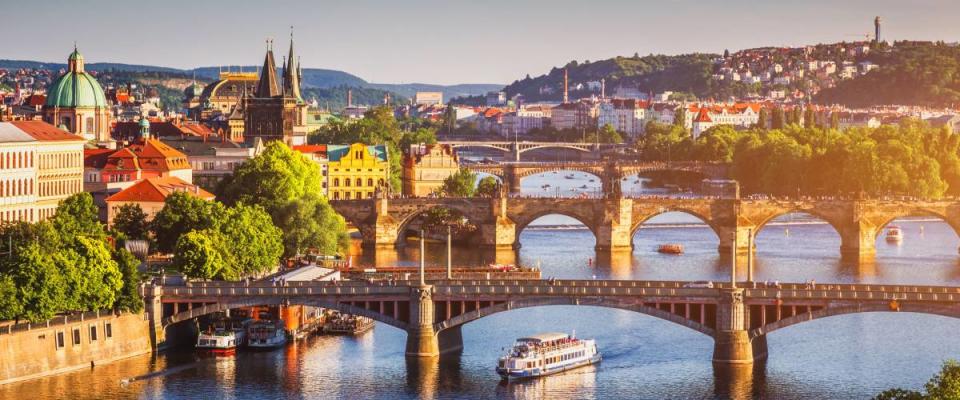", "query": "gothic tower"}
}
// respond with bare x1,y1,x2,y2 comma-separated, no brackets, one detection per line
244,31,308,146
